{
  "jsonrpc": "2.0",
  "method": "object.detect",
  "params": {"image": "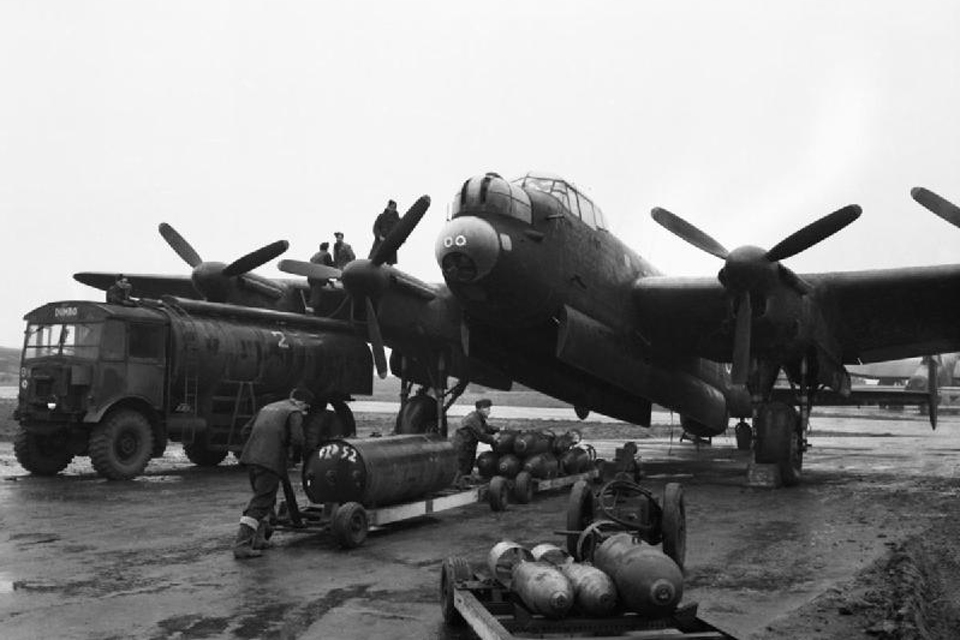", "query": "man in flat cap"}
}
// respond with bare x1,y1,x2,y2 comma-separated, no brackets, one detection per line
452,398,499,479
